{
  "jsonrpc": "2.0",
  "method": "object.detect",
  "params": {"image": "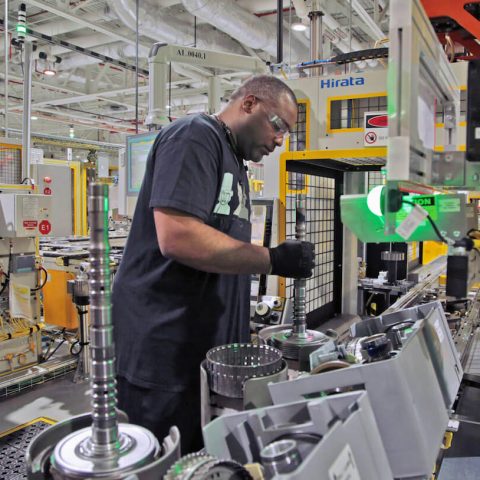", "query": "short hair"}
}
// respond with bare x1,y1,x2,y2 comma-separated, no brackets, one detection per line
229,74,297,107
